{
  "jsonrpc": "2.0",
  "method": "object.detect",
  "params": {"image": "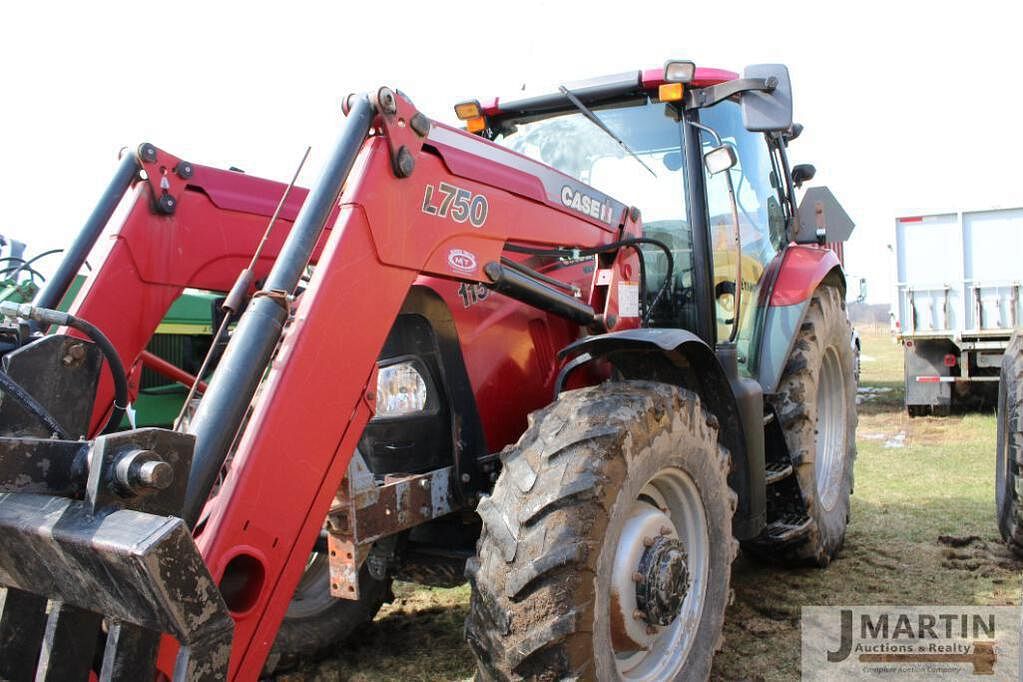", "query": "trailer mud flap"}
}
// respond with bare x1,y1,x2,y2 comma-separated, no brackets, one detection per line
0,429,233,681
